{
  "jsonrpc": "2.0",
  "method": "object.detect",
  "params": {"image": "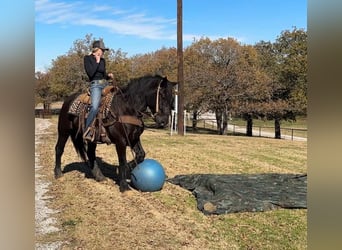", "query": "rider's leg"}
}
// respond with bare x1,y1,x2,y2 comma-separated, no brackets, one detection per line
84,83,103,140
